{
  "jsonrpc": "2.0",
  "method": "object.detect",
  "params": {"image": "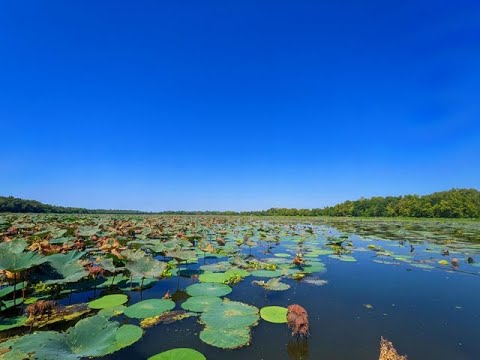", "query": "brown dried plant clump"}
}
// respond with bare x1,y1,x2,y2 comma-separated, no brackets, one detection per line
26,300,57,318
287,304,309,337
86,265,105,278
379,337,407,360
293,253,304,266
